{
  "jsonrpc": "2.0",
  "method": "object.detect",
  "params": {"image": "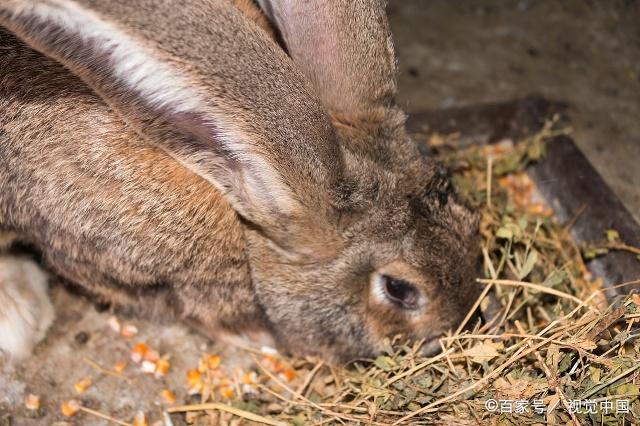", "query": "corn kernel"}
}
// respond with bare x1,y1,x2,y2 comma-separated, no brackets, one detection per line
187,369,203,395
24,394,40,411
61,399,81,417
186,369,202,388
131,343,149,363
220,387,234,399
114,360,127,373
141,360,157,374
282,369,296,382
121,324,138,338
73,376,92,394
154,359,170,378
206,355,221,370
133,411,148,426
144,349,160,362
107,316,121,333
161,389,176,404
242,371,257,384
